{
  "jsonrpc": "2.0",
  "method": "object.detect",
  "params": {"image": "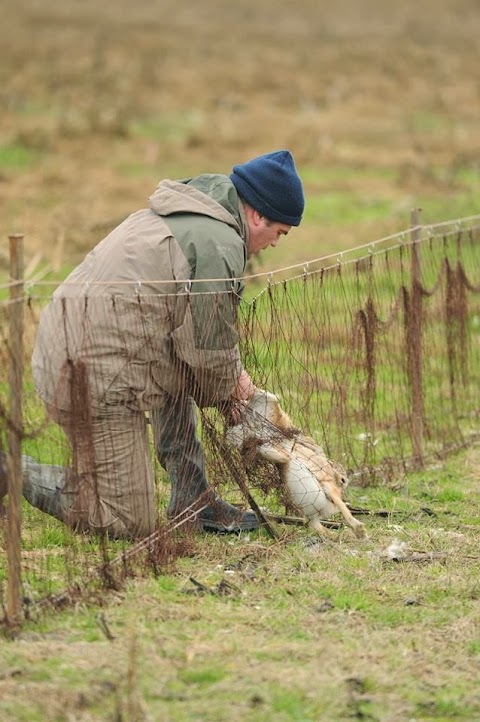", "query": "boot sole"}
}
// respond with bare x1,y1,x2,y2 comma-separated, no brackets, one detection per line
198,518,260,534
